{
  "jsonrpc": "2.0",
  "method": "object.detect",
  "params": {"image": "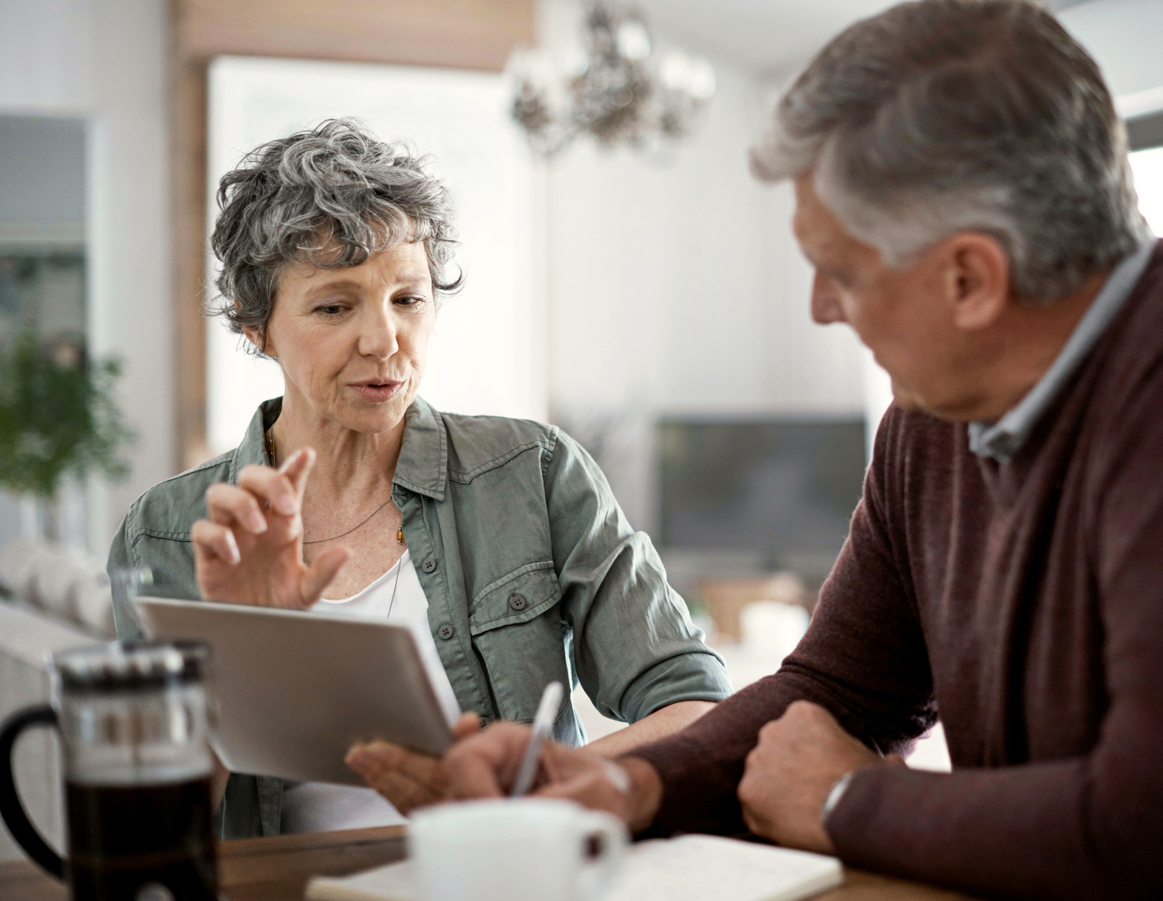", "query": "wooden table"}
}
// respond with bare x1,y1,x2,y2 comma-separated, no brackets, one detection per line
0,825,982,900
